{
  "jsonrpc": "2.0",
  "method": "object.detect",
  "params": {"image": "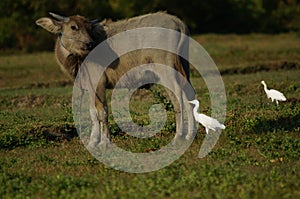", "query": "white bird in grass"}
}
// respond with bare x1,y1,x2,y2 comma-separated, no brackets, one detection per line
261,80,286,105
188,99,225,134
